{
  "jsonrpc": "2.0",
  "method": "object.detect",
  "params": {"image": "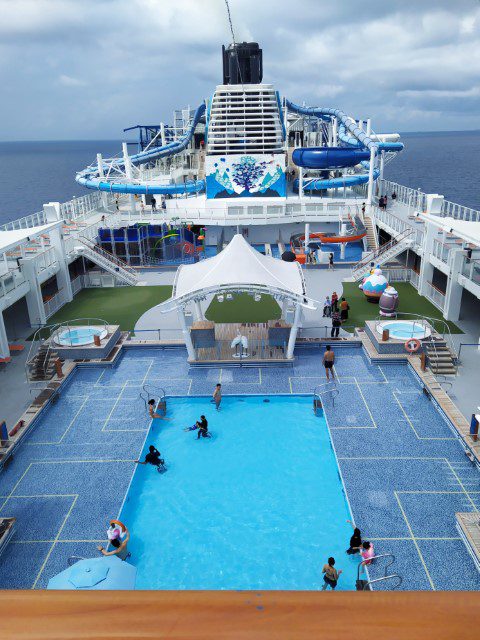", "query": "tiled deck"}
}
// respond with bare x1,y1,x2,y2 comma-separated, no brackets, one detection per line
0,345,479,590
